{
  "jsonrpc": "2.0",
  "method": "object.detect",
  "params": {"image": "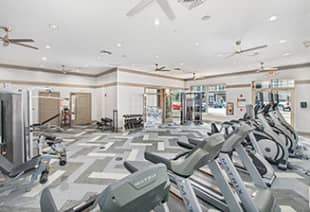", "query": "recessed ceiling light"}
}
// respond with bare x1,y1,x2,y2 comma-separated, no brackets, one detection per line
279,40,287,44
41,57,47,61
155,55,159,59
48,24,59,31
180,62,185,66
269,16,278,22
217,53,223,57
303,41,310,48
195,42,200,47
201,15,211,21
283,52,291,56
45,45,51,49
117,43,122,48
154,18,160,26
